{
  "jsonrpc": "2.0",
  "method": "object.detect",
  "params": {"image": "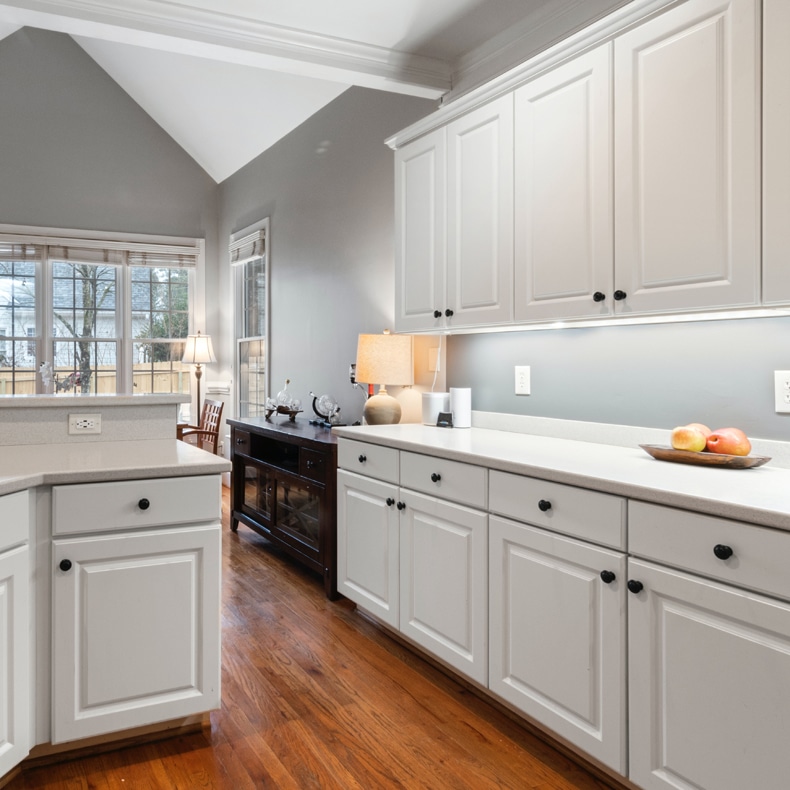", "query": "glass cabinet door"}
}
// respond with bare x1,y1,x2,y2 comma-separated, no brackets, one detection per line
274,478,320,551
241,462,275,525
